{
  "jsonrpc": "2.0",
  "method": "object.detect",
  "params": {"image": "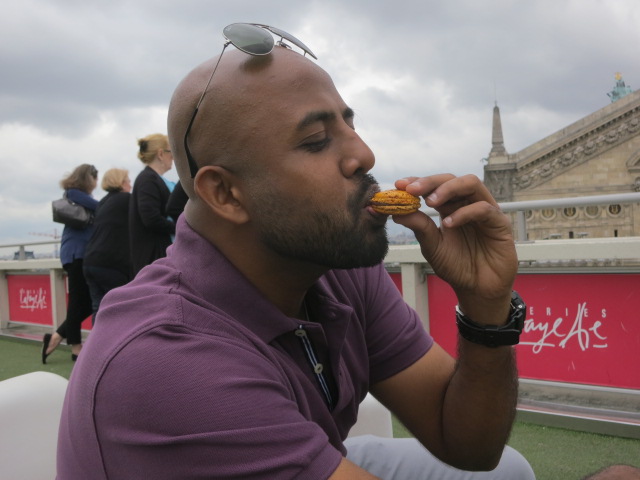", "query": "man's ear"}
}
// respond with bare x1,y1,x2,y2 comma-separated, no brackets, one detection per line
193,165,249,224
